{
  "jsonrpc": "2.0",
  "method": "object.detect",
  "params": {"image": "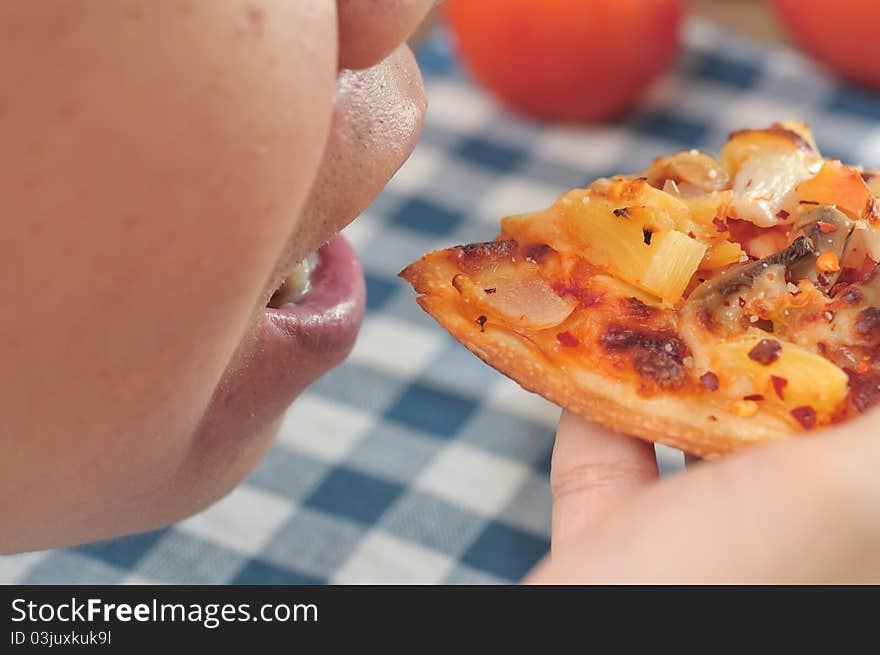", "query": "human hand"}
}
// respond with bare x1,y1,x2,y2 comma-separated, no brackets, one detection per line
526,410,880,583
